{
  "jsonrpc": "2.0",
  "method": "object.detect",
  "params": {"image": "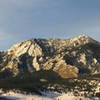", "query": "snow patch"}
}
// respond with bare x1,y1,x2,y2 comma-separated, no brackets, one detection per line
0,90,99,100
